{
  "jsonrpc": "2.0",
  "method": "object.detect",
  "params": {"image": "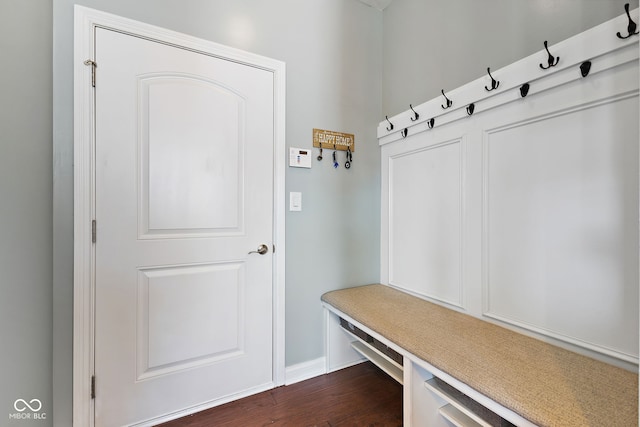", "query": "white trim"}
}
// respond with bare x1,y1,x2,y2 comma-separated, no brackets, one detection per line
129,383,274,427
73,8,96,426
326,358,366,375
73,6,286,426
387,137,466,310
284,357,327,386
272,47,287,387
